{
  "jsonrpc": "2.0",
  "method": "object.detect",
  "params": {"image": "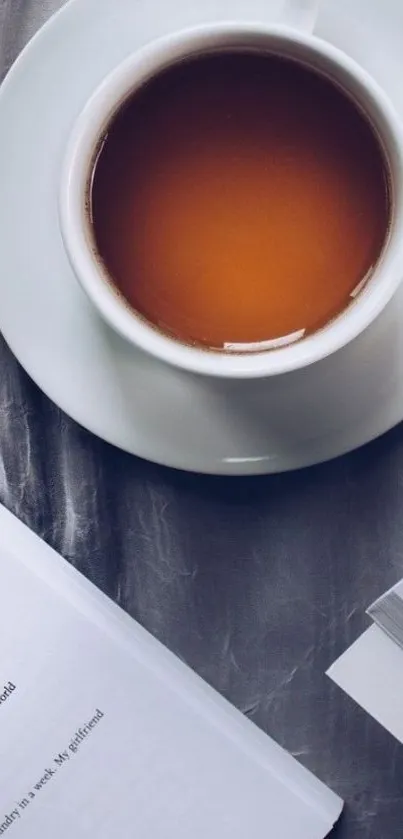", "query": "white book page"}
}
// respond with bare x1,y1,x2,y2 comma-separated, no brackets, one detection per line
0,505,342,838
328,624,403,744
